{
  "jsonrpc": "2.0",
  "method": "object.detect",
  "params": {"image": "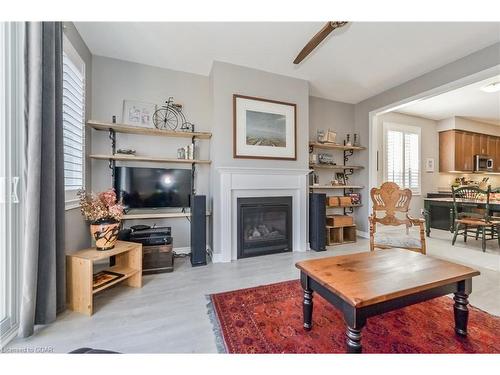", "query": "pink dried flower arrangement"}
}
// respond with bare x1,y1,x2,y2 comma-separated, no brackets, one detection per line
78,188,124,223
